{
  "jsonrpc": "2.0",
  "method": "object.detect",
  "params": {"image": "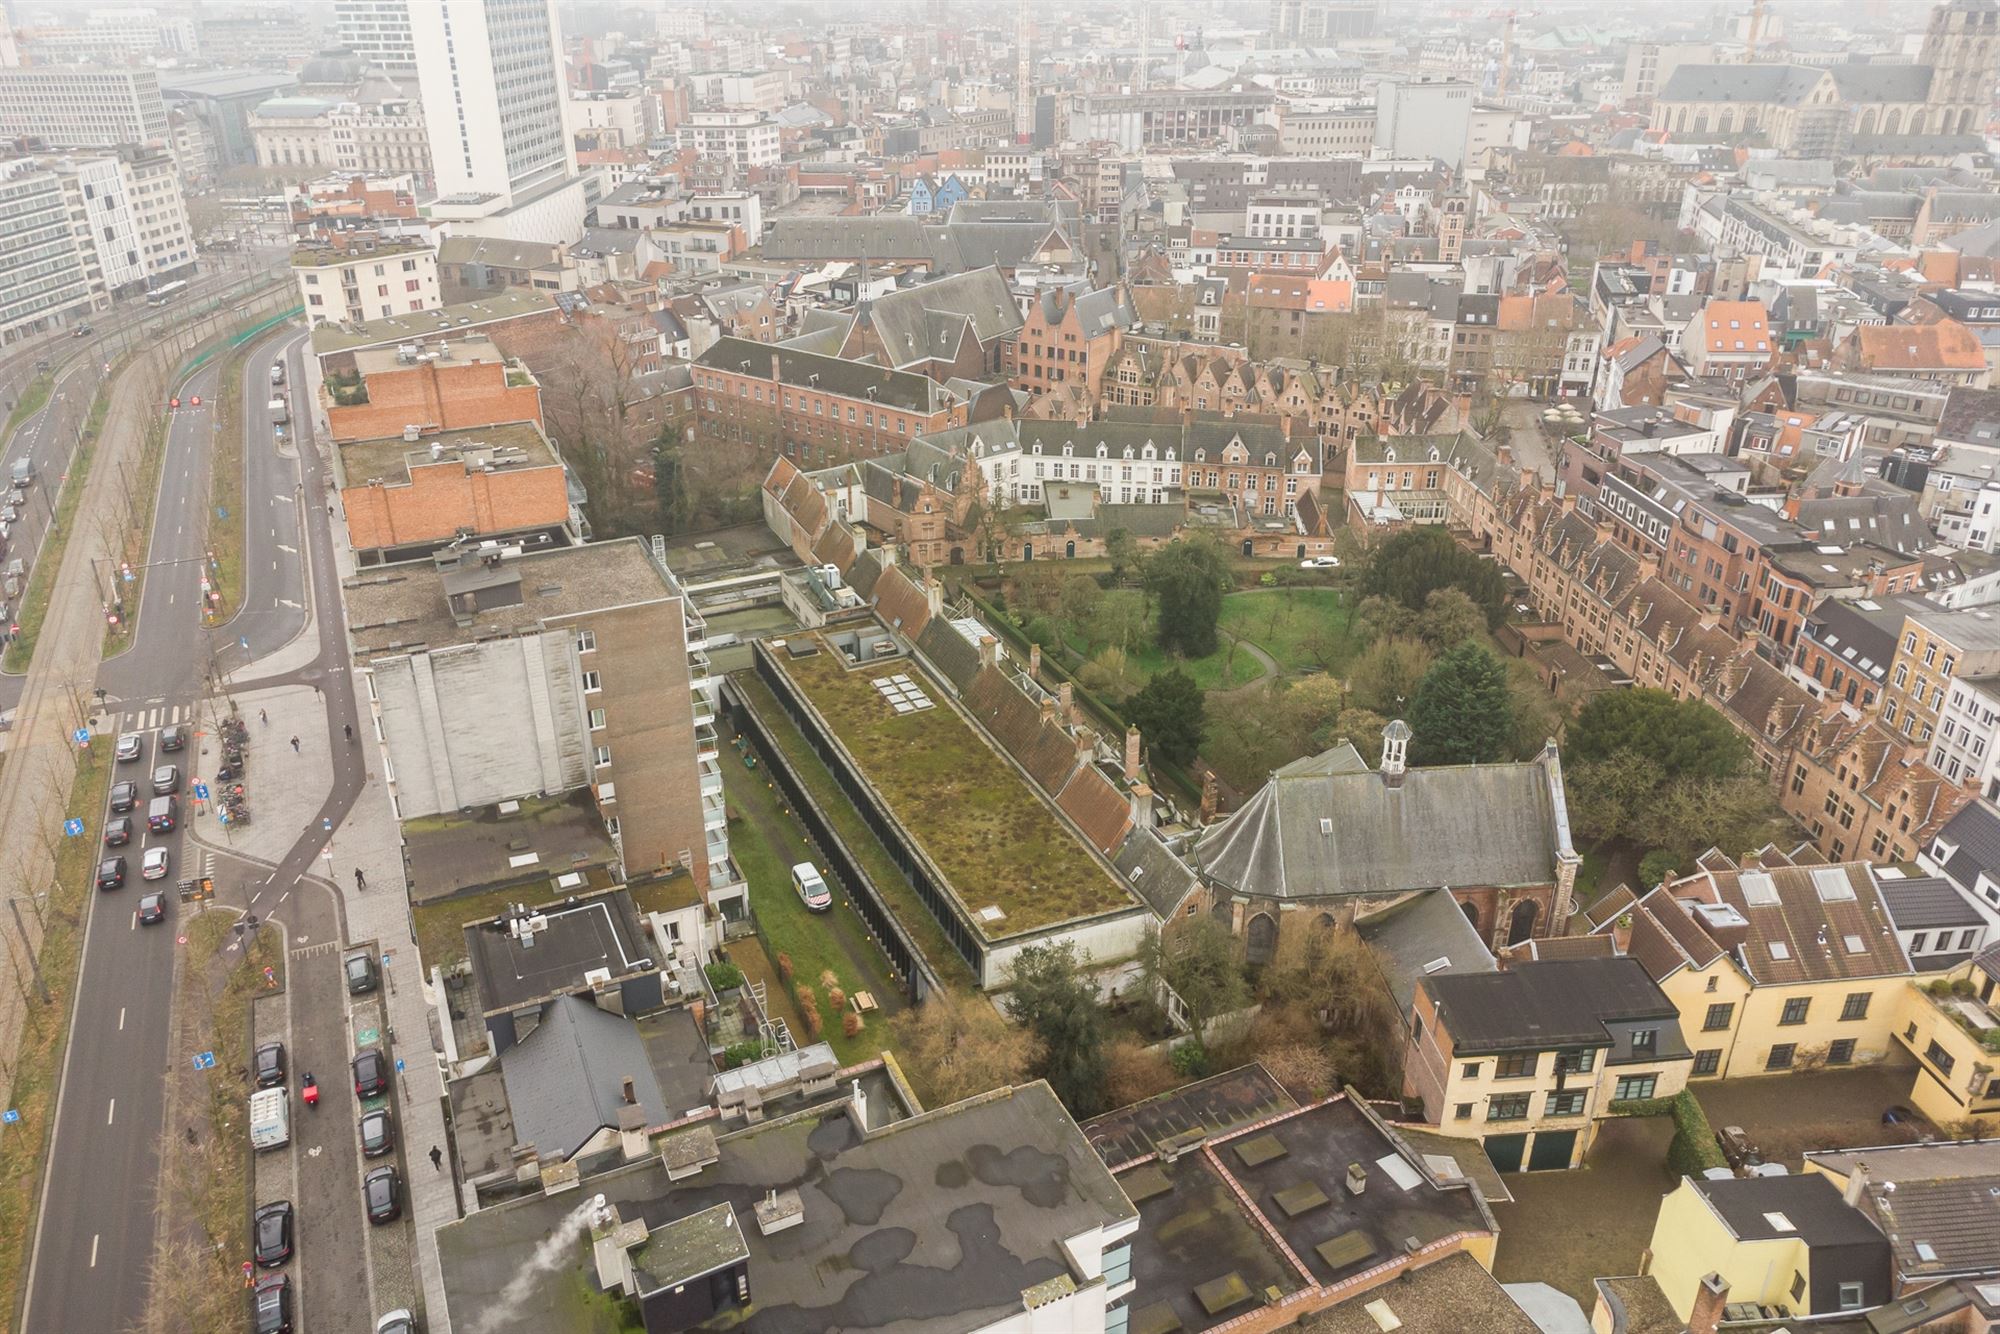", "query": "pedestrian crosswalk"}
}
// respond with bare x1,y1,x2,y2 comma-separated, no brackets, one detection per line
113,703,189,733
